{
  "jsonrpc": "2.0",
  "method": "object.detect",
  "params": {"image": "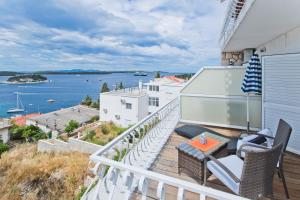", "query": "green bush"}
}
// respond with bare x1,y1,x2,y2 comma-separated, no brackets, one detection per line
86,130,96,140
64,120,79,133
81,95,93,106
22,125,47,142
90,115,99,122
10,124,25,140
101,125,109,135
0,143,9,156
